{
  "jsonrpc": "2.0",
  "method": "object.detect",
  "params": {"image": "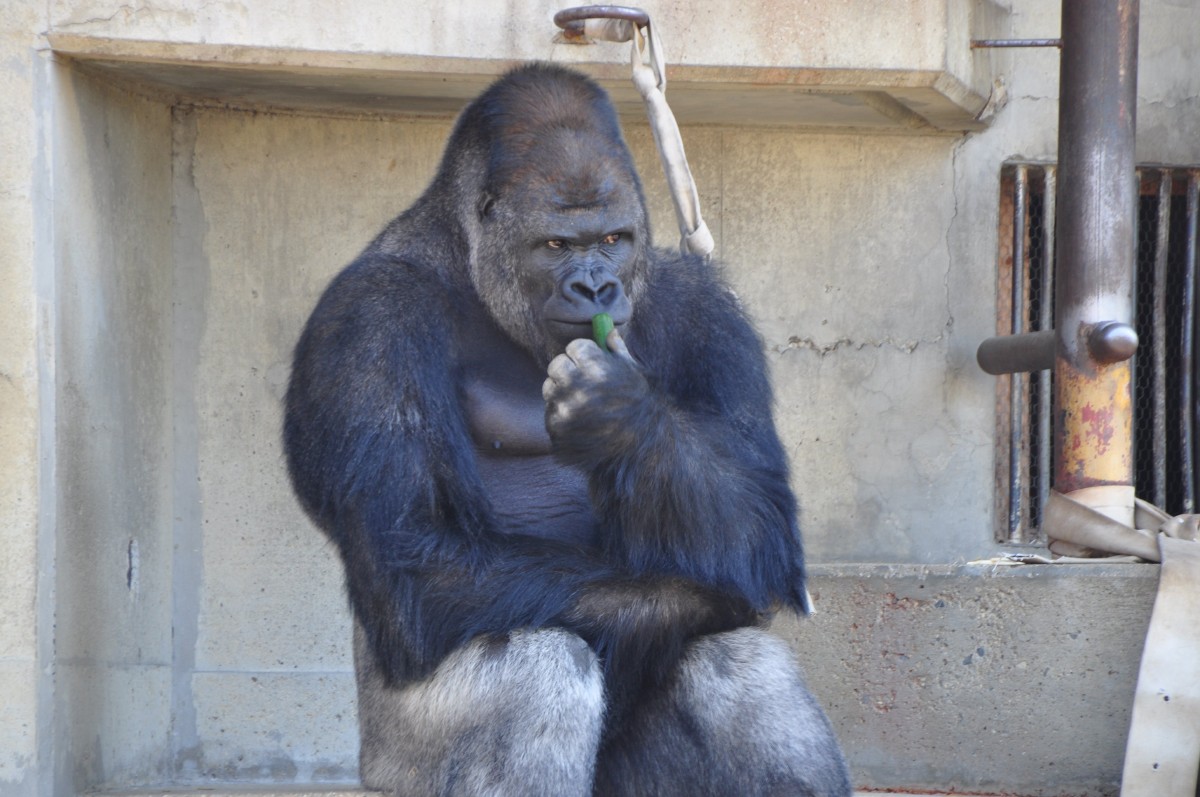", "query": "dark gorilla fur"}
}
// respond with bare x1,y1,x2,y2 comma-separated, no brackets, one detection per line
285,63,848,795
